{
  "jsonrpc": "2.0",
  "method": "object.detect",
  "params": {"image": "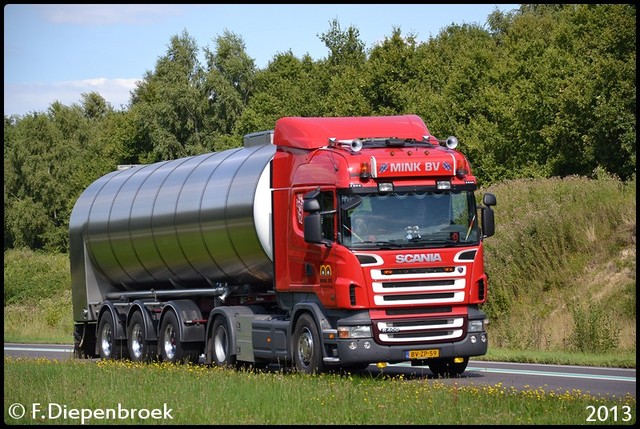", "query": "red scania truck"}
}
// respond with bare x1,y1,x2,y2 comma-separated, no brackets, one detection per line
70,114,496,376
